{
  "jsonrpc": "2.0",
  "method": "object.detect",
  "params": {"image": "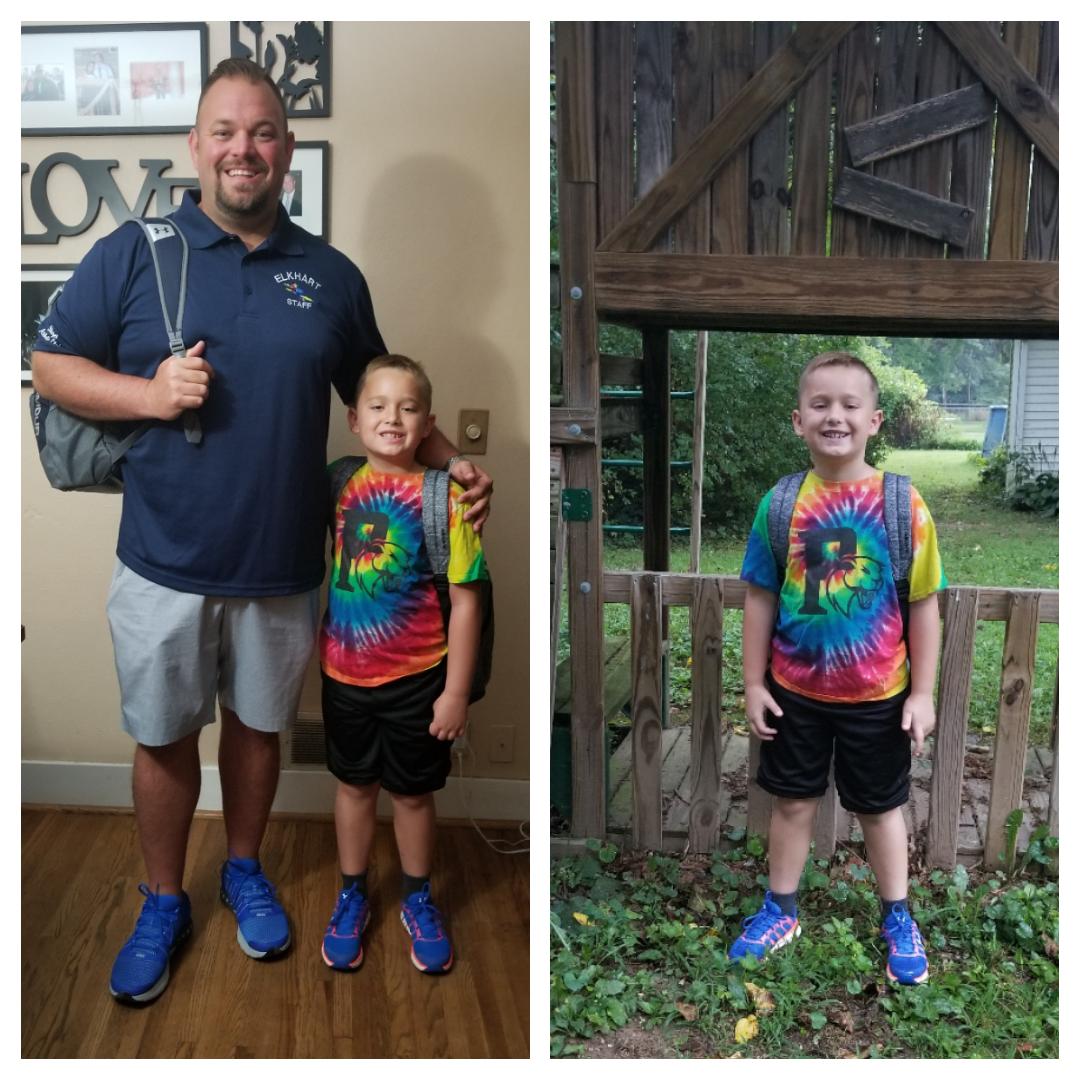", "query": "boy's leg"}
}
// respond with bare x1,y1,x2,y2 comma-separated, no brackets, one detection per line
768,797,819,893
858,806,910,903
390,791,436,879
